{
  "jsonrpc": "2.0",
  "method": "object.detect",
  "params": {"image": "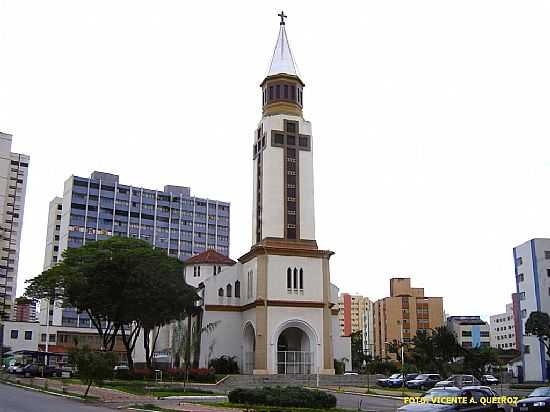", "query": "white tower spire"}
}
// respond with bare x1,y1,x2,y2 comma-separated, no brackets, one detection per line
267,13,300,78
